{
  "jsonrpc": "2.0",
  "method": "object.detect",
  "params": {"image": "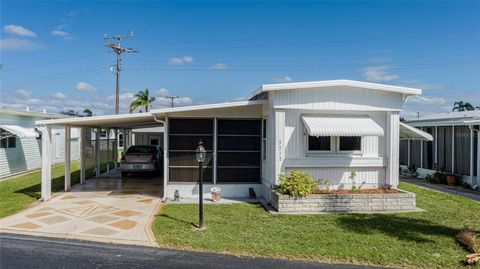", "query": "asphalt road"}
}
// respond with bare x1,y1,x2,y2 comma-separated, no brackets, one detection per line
0,233,384,269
